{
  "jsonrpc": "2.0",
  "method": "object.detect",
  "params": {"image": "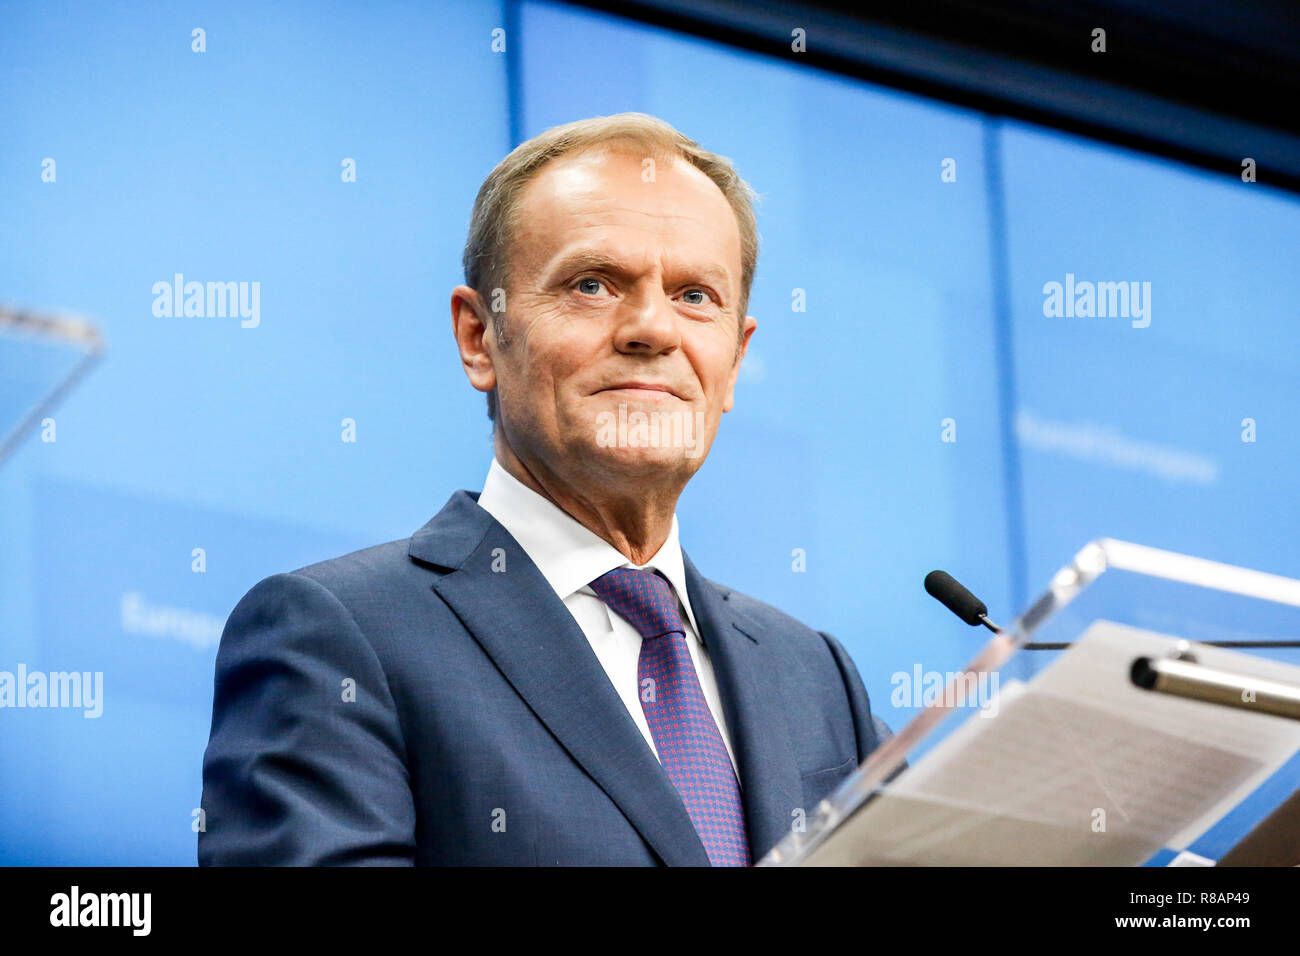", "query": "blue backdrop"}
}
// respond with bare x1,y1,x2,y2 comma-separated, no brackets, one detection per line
1,0,1296,864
